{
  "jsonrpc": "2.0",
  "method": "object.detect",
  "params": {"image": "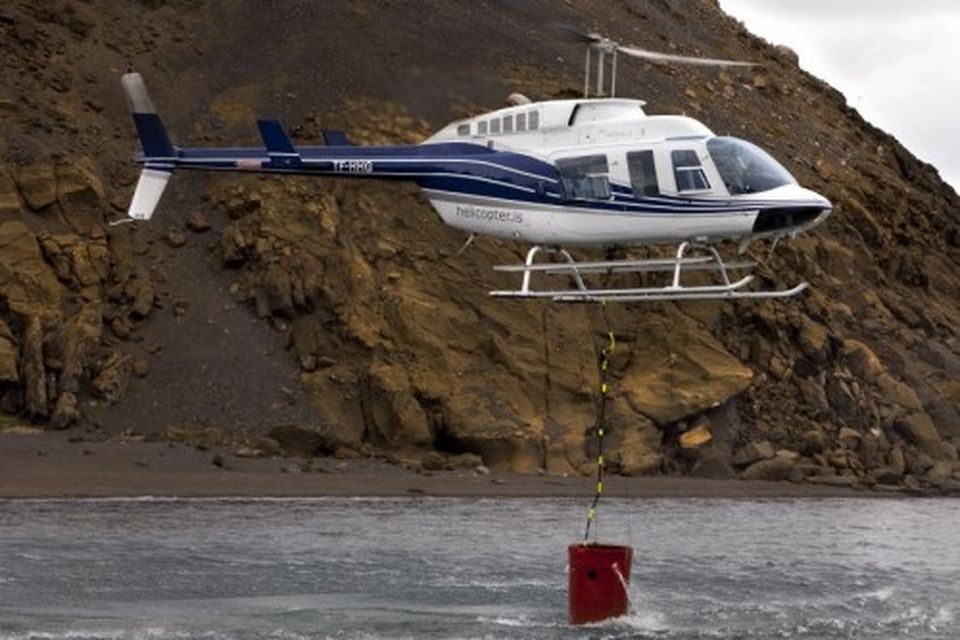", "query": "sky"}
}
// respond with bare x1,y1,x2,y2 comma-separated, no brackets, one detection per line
718,0,960,191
